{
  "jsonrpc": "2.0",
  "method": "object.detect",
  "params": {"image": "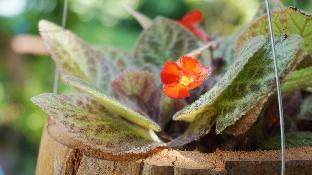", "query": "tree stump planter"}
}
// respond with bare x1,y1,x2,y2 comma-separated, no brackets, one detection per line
36,121,312,175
